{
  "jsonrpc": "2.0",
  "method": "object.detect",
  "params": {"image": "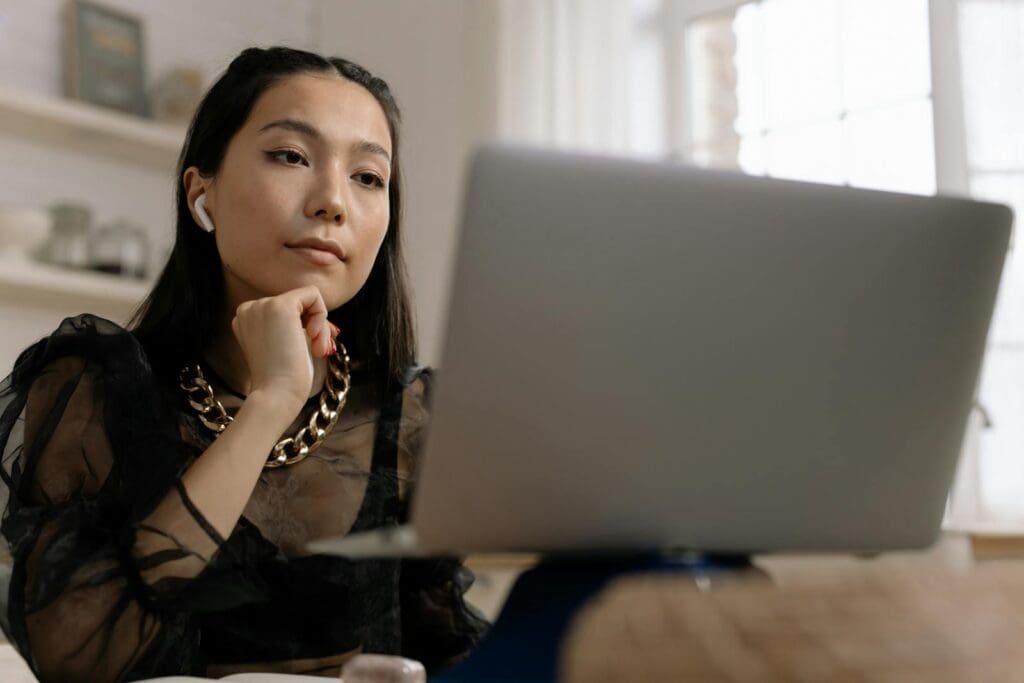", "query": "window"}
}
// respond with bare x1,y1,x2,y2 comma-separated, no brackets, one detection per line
687,0,935,195
958,0,1024,523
